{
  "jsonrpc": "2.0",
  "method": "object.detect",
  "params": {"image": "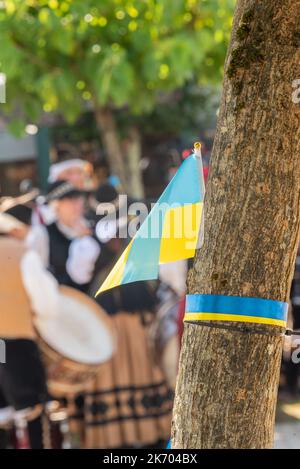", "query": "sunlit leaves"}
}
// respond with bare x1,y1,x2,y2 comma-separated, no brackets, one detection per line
0,0,236,131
